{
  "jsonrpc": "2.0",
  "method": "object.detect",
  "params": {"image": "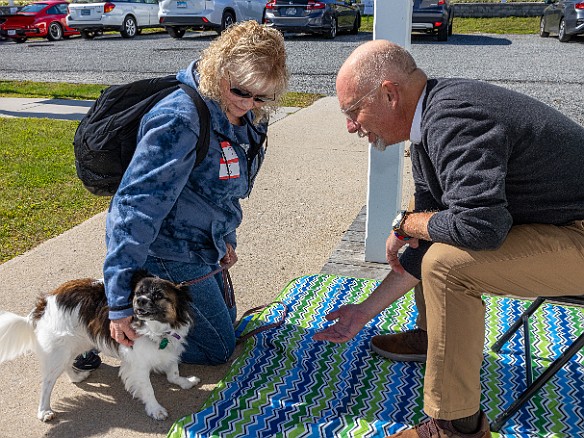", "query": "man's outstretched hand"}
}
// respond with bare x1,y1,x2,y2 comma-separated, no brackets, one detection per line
312,304,372,343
